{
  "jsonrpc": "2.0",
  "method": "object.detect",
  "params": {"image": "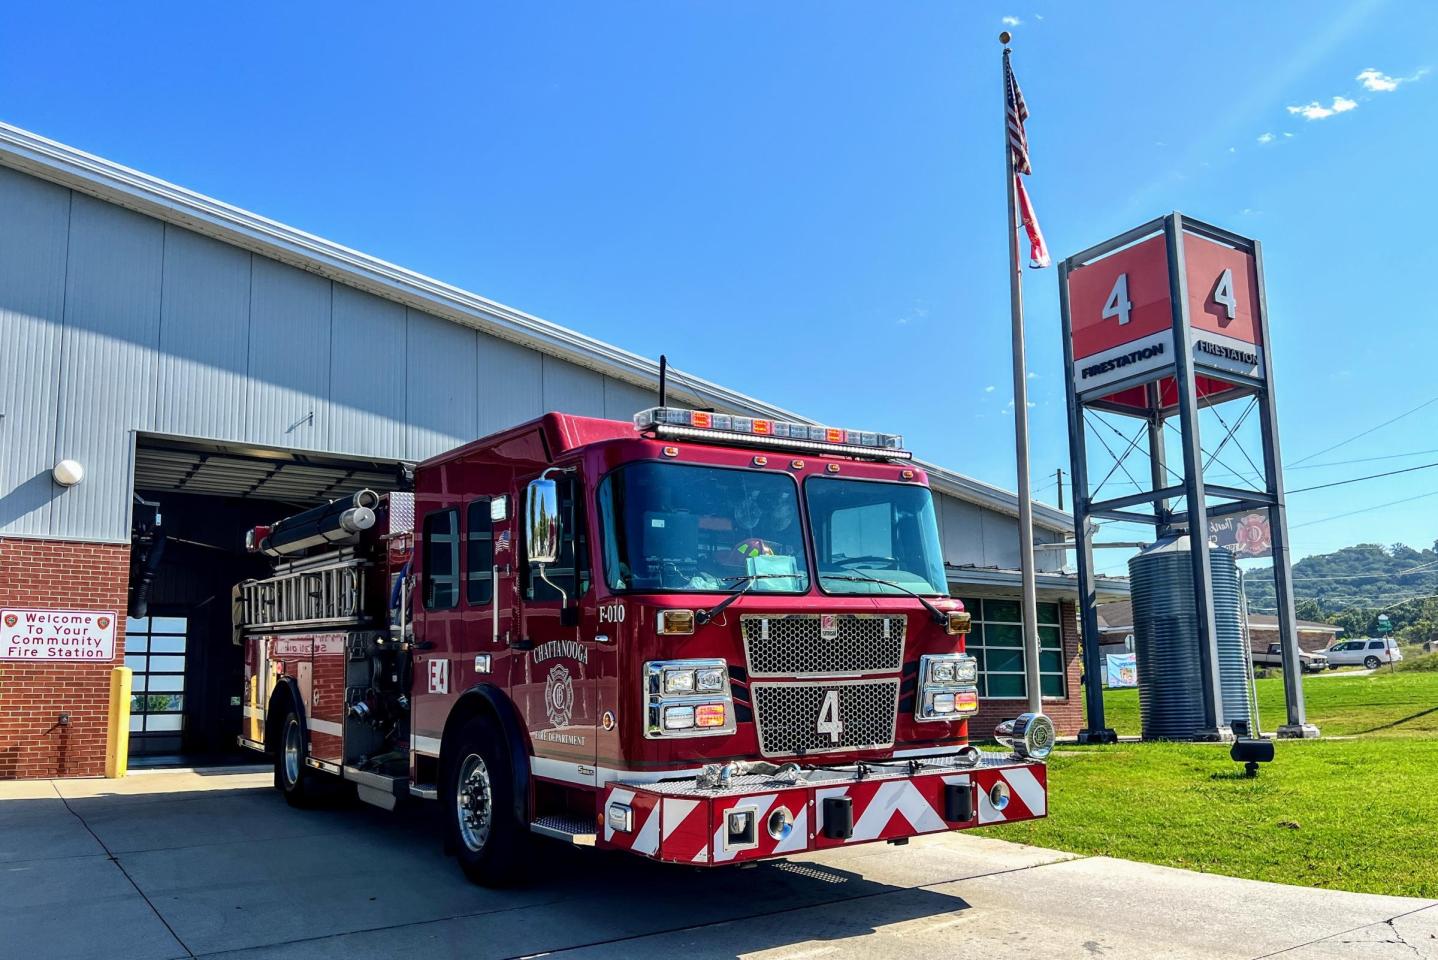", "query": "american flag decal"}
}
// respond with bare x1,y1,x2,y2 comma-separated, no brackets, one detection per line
497,530,511,550
1004,49,1050,269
